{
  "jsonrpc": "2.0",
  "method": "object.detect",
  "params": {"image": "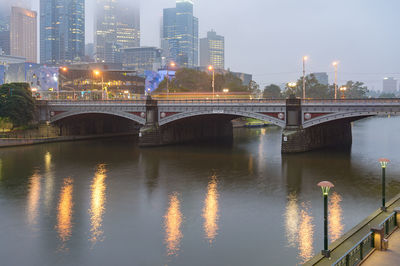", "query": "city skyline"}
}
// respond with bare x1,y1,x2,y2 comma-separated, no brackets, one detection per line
9,0,400,90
